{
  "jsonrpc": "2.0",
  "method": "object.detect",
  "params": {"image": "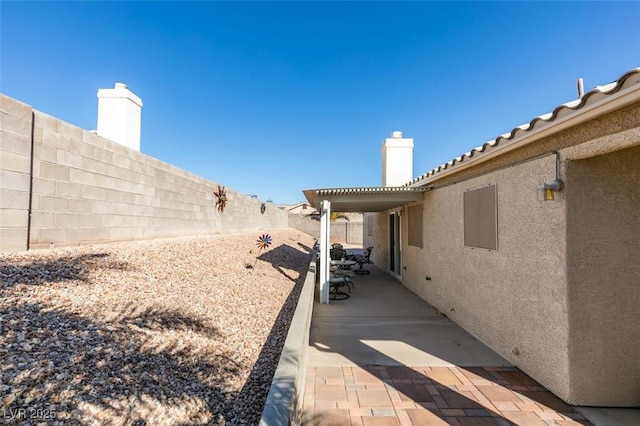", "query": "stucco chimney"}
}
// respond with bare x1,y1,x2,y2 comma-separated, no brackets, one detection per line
97,83,143,151
382,130,413,187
